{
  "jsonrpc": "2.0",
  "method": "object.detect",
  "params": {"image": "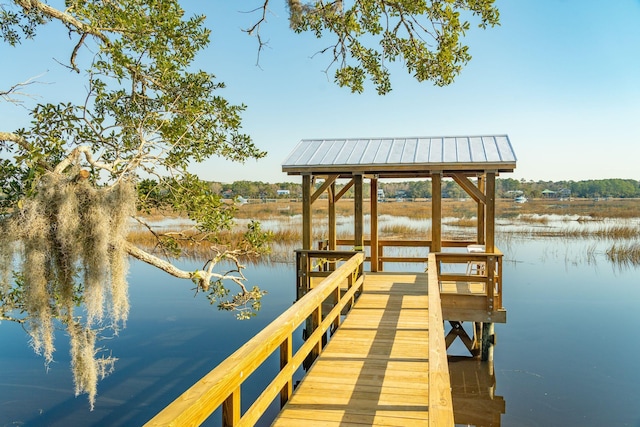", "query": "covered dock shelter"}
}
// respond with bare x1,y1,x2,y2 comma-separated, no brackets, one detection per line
282,134,517,330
